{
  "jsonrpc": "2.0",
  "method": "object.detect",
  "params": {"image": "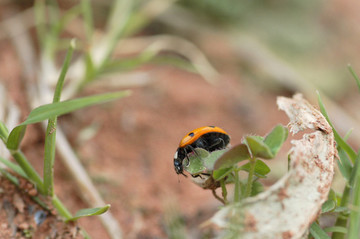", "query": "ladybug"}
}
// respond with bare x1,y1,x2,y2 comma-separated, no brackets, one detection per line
174,126,230,177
